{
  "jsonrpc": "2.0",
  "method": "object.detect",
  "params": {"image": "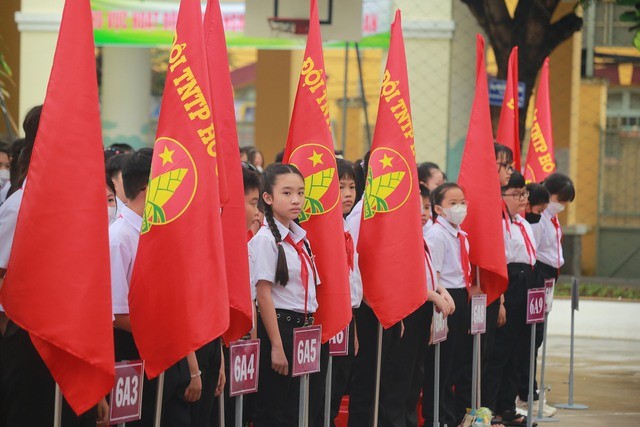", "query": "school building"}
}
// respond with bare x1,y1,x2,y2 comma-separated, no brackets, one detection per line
0,0,638,279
